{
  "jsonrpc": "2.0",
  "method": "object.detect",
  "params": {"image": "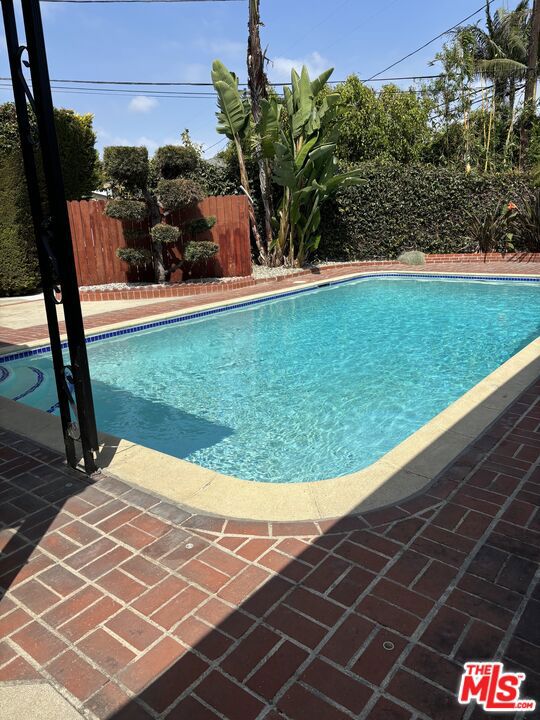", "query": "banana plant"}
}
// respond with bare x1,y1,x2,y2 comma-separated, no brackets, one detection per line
268,66,365,265
211,60,266,262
